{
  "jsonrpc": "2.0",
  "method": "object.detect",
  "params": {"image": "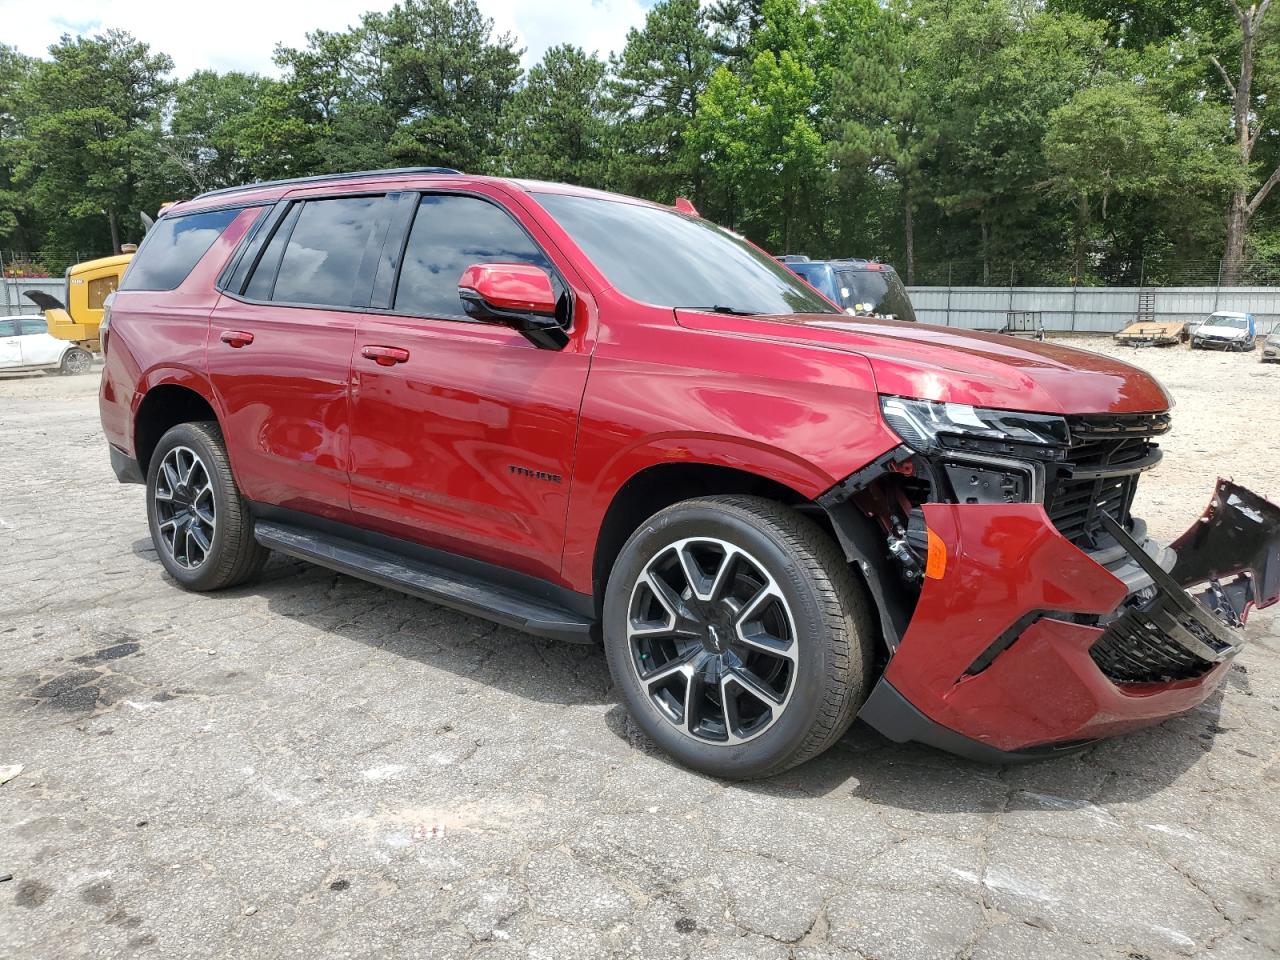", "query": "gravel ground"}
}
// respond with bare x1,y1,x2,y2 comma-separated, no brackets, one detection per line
0,339,1277,959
